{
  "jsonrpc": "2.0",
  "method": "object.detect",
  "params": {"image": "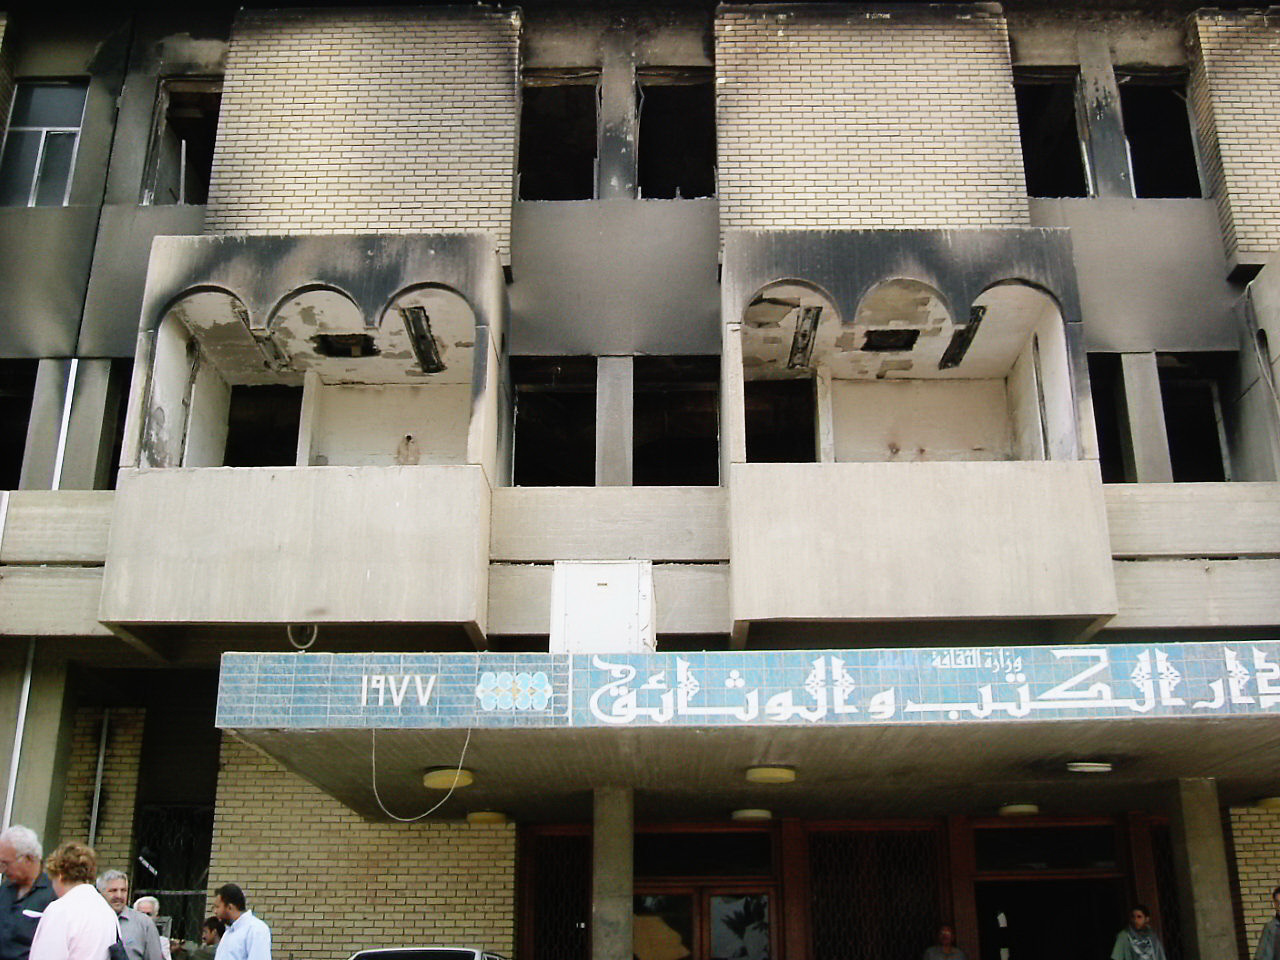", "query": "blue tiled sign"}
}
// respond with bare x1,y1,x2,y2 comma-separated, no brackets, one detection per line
216,641,1280,731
